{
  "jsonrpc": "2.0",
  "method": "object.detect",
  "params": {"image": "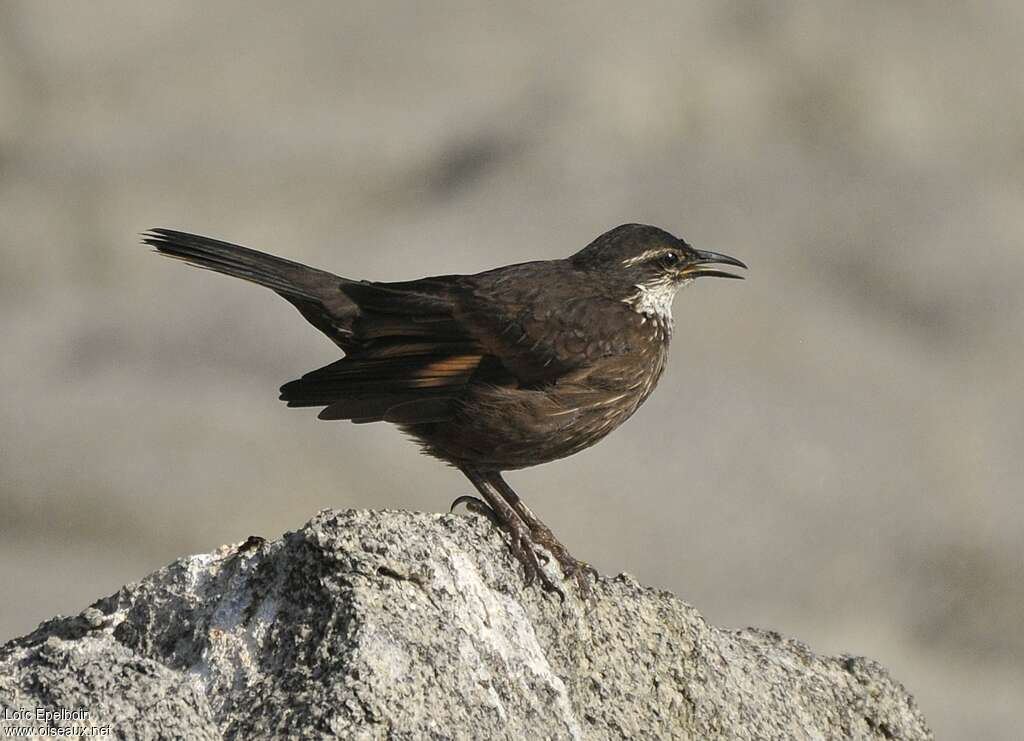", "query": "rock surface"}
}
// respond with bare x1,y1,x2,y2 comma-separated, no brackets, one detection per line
0,509,932,740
